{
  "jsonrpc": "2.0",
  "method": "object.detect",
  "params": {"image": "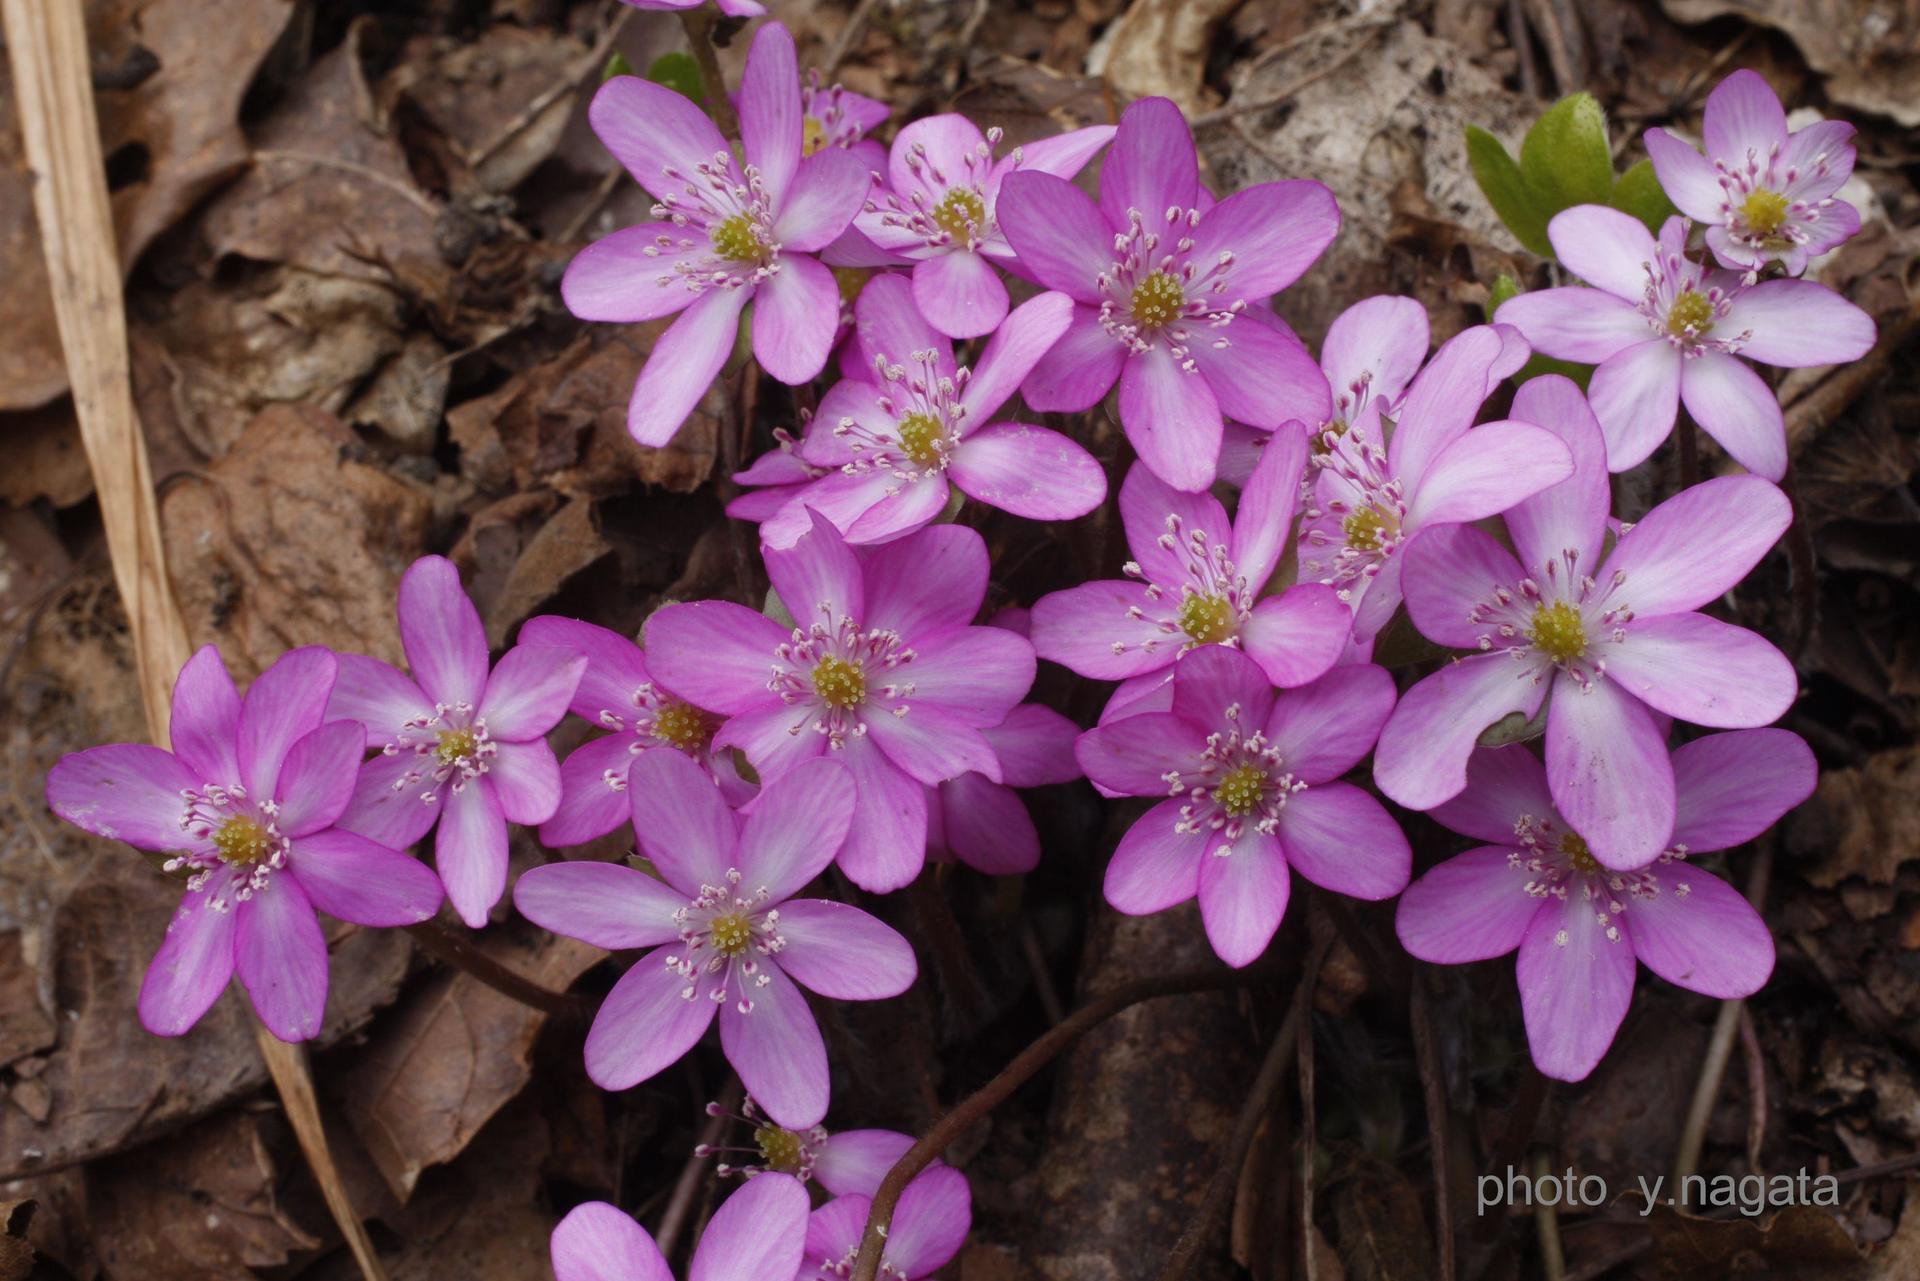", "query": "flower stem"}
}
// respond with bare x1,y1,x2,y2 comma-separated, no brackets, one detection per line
404,920,585,1021
678,10,738,140
848,964,1263,1281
